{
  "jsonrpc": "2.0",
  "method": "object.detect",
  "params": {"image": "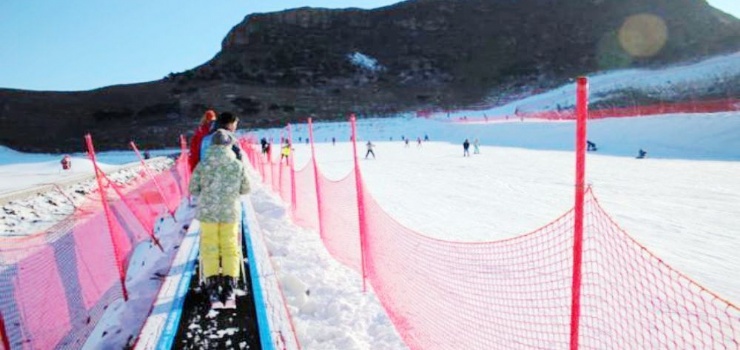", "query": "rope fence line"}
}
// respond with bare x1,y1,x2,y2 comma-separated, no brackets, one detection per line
242,81,739,349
